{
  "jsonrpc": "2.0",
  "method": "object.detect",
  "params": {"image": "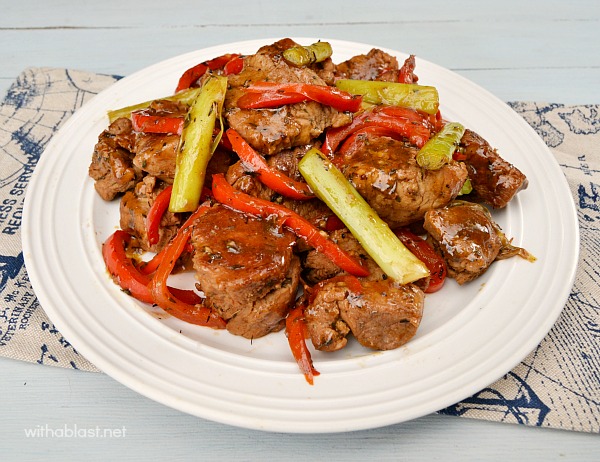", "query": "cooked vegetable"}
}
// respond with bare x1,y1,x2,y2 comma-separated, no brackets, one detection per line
102,230,157,304
458,178,473,196
286,299,320,385
139,194,211,275
150,219,226,329
398,55,418,84
237,82,362,113
226,128,314,200
102,229,202,306
175,53,242,93
146,186,173,246
336,125,407,158
107,87,203,123
169,76,227,213
131,110,183,135
416,122,466,170
335,79,439,115
394,228,447,293
211,173,369,277
298,148,430,284
322,106,433,154
283,41,333,67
